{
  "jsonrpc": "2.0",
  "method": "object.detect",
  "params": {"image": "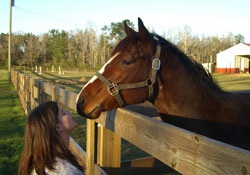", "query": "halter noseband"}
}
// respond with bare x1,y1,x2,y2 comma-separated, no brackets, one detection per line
95,41,161,107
